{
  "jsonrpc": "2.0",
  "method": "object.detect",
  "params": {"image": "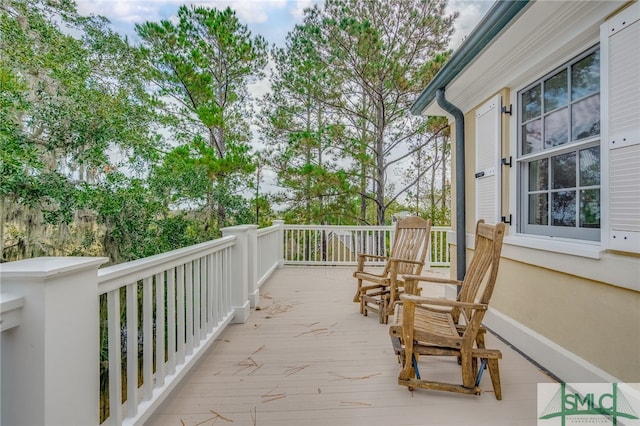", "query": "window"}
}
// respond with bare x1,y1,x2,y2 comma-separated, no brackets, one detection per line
518,47,600,241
